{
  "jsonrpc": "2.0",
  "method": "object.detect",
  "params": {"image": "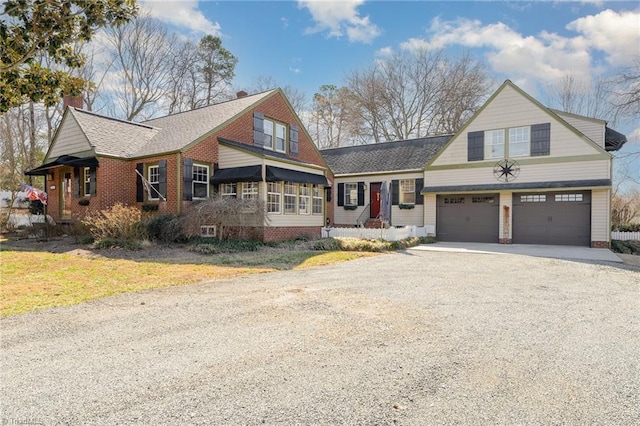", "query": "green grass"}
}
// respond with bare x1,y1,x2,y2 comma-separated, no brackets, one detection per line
0,247,377,317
